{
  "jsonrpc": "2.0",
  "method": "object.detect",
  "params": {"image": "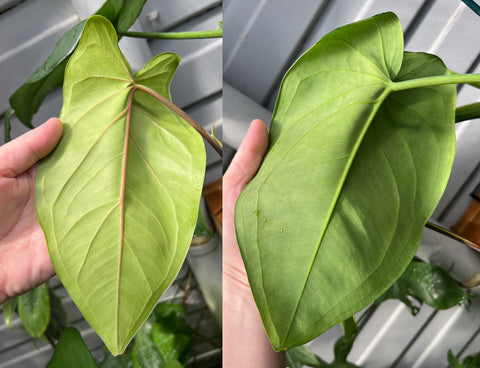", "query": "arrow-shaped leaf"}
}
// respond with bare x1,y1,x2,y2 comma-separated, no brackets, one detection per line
35,15,205,355
235,12,456,350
